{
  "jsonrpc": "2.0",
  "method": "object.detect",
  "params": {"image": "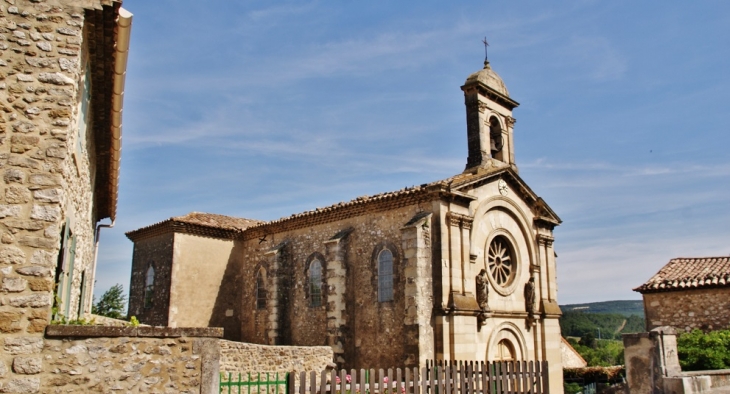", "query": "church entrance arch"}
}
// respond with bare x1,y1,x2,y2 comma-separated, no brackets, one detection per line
487,322,526,361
